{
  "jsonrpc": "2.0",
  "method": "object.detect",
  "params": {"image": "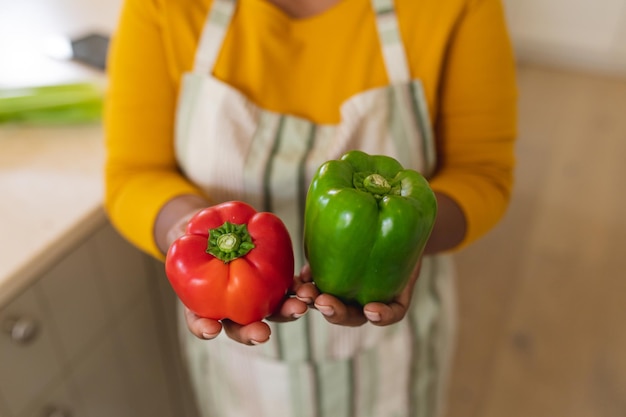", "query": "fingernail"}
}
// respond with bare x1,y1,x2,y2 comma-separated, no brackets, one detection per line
316,304,334,317
202,332,219,339
364,311,381,322
296,296,314,304
250,339,266,345
292,310,308,319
